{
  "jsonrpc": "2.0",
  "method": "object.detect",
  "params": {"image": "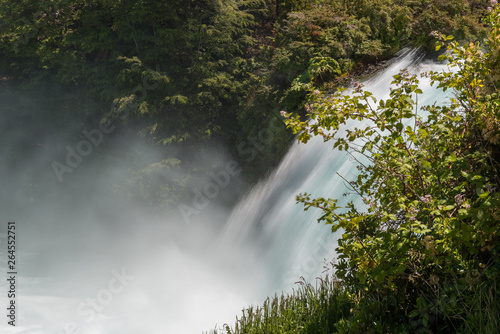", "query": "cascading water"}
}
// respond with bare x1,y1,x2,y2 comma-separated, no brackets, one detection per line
0,49,449,333
218,48,450,299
